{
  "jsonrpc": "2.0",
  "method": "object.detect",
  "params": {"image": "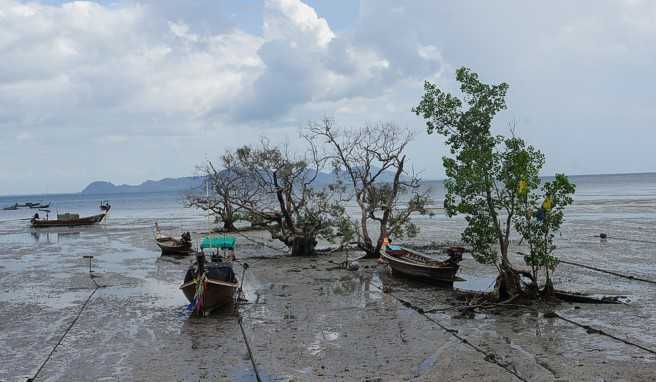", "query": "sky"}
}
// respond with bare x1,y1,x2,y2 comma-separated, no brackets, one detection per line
1,0,655,195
